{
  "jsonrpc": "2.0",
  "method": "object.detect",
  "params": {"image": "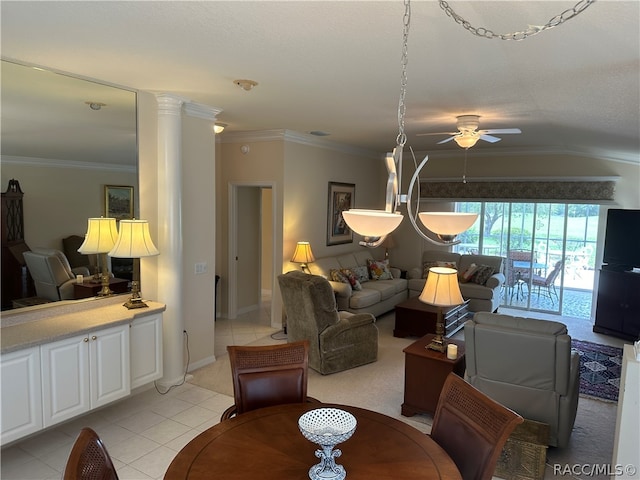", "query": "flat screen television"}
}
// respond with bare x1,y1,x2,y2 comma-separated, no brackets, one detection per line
602,209,640,271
